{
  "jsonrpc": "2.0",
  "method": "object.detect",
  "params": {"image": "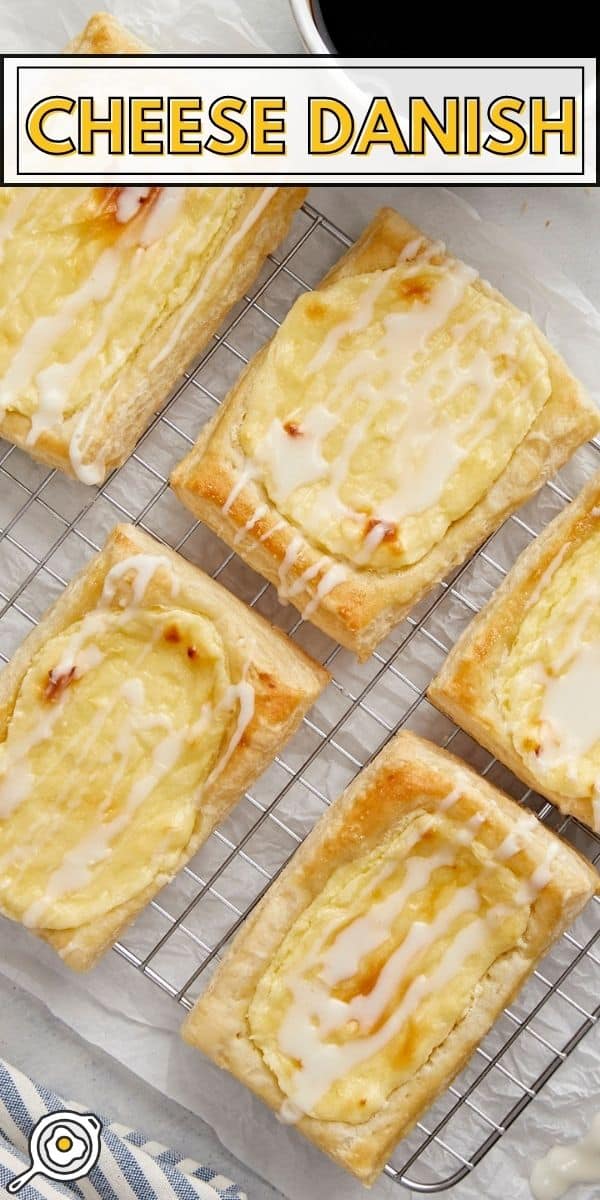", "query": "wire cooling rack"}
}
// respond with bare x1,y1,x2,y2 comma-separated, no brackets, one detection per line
0,199,599,1194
